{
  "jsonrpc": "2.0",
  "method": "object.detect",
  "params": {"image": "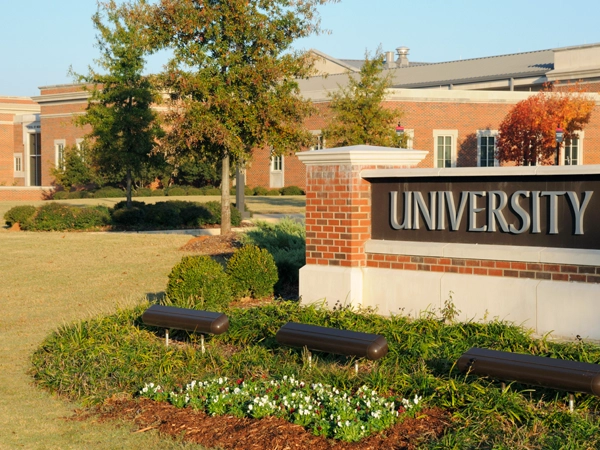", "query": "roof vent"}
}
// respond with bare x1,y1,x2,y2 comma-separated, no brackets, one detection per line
396,46,409,68
384,51,395,69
